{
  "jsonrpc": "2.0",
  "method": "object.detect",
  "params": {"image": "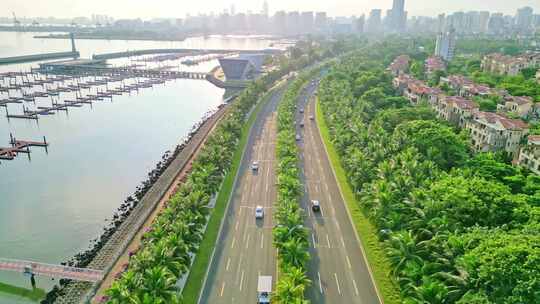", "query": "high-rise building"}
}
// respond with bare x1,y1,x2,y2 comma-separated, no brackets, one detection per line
435,26,456,61
437,14,446,32
273,11,287,35
314,12,328,33
300,12,314,34
387,0,407,32
355,15,365,33
516,6,534,32
488,13,505,34
366,9,382,33
479,11,490,33
262,1,269,17
286,11,301,35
